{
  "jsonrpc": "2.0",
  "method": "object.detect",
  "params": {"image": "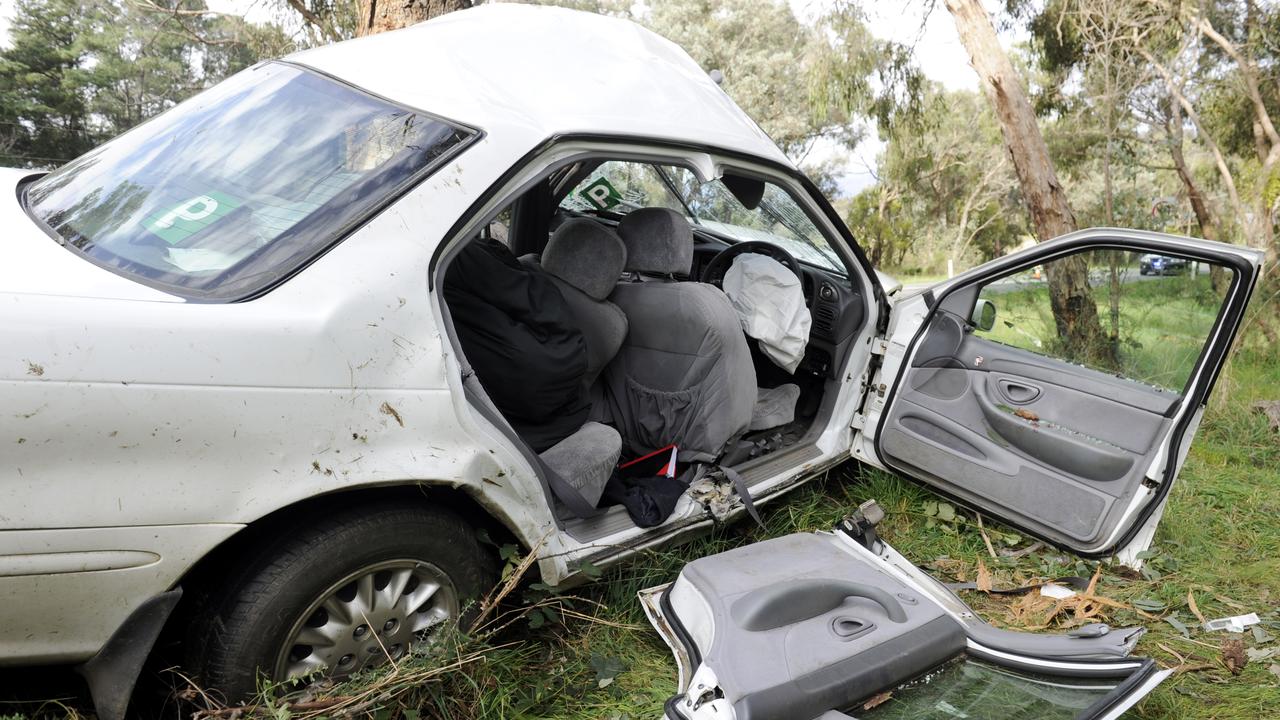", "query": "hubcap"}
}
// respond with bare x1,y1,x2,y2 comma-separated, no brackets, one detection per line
275,559,458,681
